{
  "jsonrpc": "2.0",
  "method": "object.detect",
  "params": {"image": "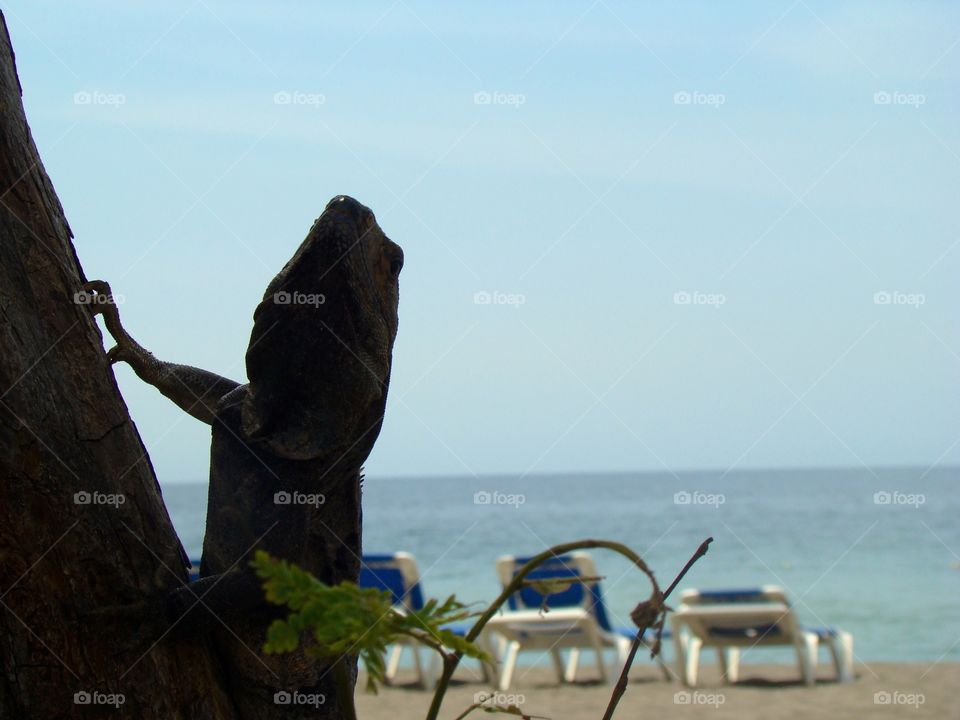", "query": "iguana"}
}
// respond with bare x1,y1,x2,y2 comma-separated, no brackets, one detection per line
84,195,402,720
